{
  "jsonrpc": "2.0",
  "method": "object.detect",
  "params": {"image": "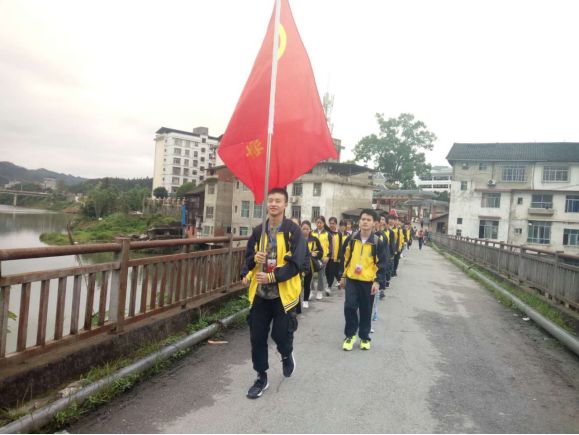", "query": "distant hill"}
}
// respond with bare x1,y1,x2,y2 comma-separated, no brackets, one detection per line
0,161,87,186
